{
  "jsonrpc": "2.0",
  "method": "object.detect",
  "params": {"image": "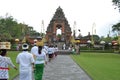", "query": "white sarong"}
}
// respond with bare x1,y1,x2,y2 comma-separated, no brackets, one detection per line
19,67,32,80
